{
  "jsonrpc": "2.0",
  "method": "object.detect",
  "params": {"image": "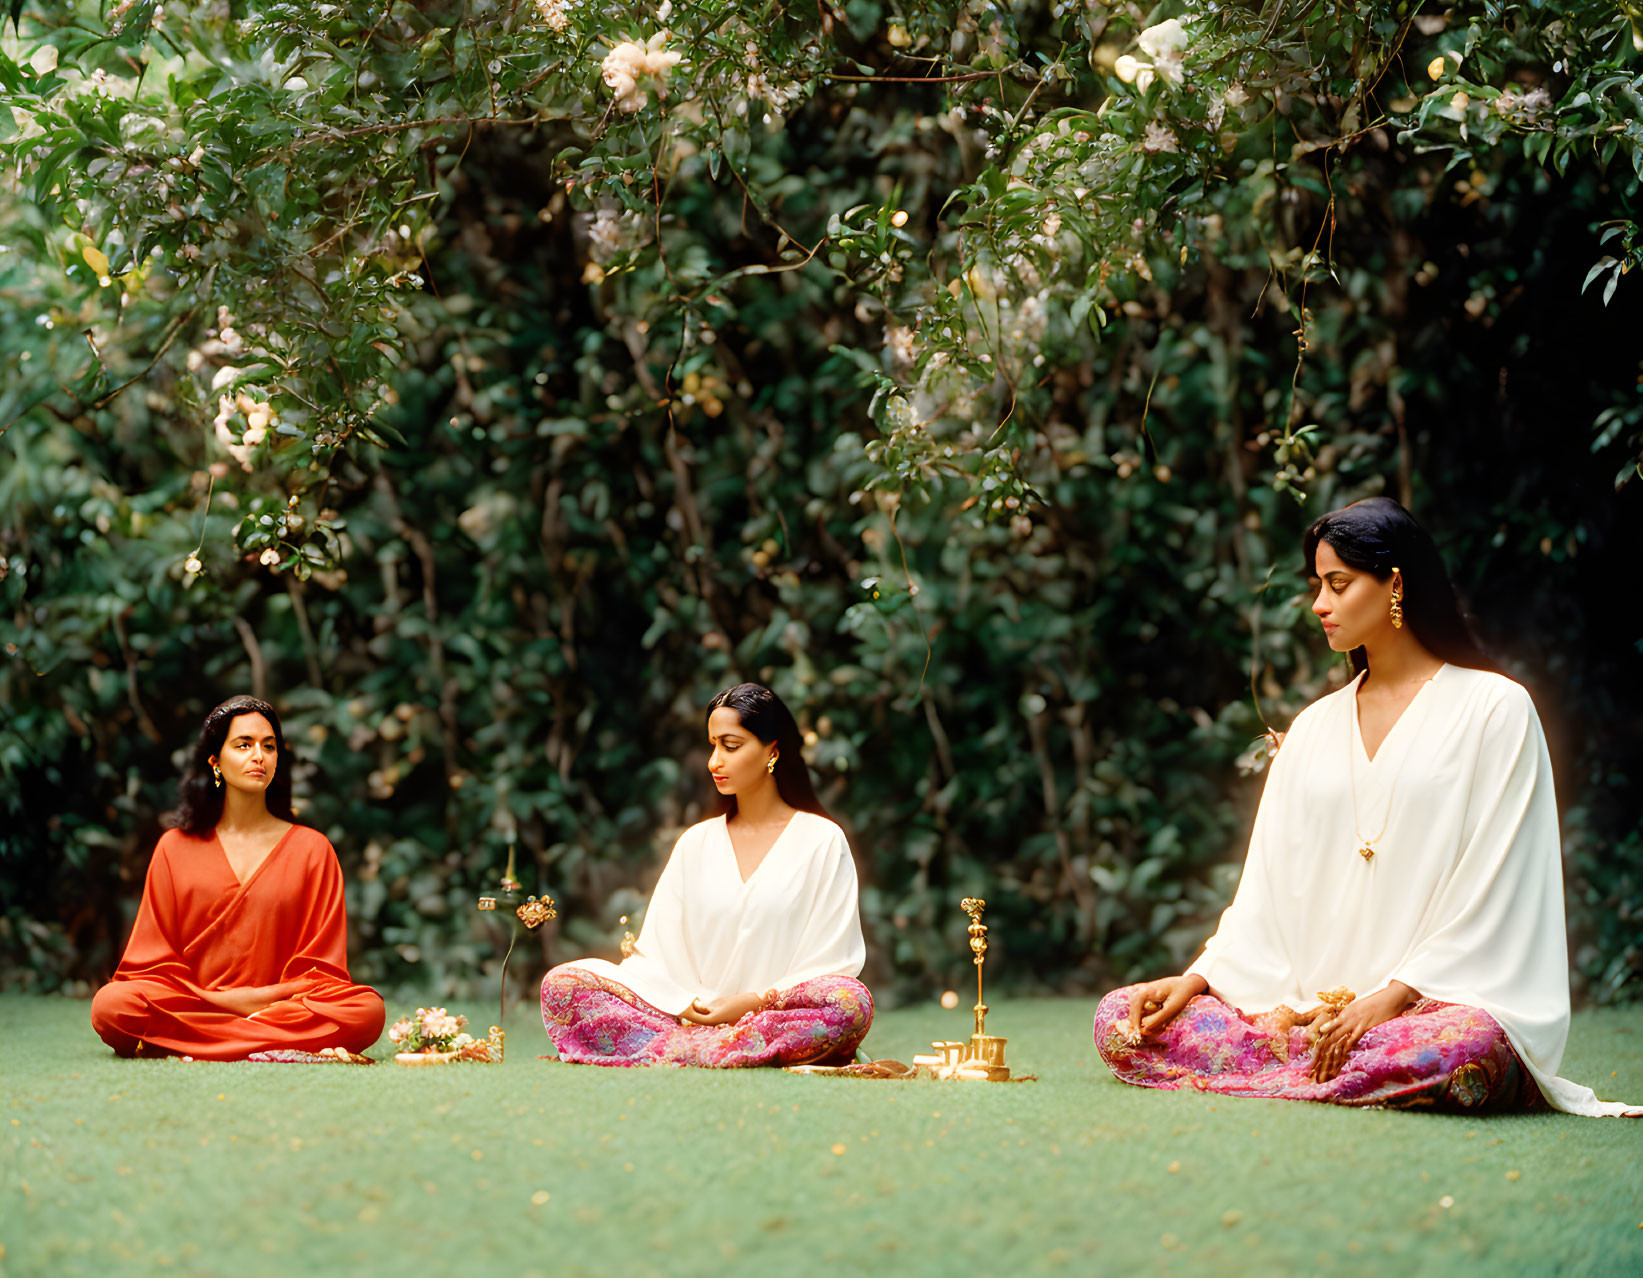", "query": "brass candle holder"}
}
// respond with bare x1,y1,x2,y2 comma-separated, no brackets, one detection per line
913,896,1011,1081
